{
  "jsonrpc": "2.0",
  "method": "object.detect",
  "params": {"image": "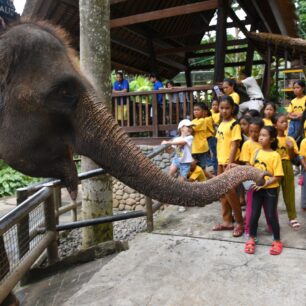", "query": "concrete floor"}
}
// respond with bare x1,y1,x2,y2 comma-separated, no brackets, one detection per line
11,178,306,305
